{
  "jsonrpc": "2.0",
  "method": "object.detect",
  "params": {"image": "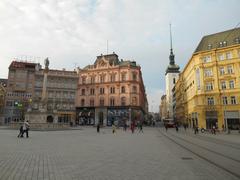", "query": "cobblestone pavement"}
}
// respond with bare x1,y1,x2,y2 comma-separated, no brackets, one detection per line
0,127,239,180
